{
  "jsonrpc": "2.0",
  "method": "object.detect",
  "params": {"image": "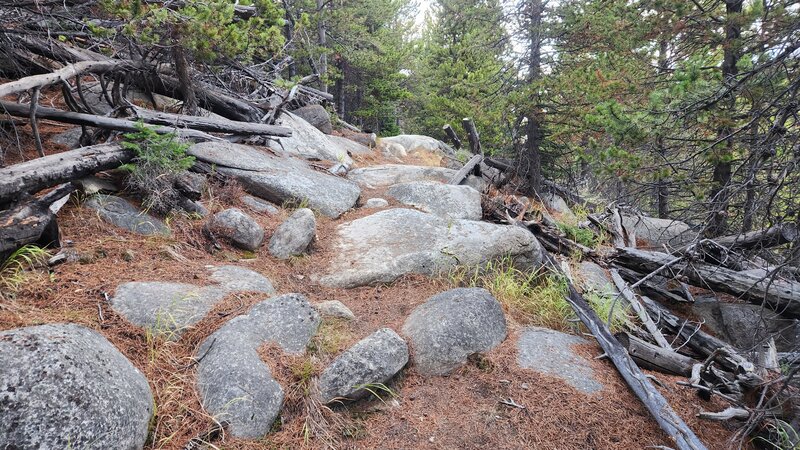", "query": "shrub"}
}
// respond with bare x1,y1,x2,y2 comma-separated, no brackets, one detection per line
0,245,49,300
121,123,194,214
557,222,601,248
